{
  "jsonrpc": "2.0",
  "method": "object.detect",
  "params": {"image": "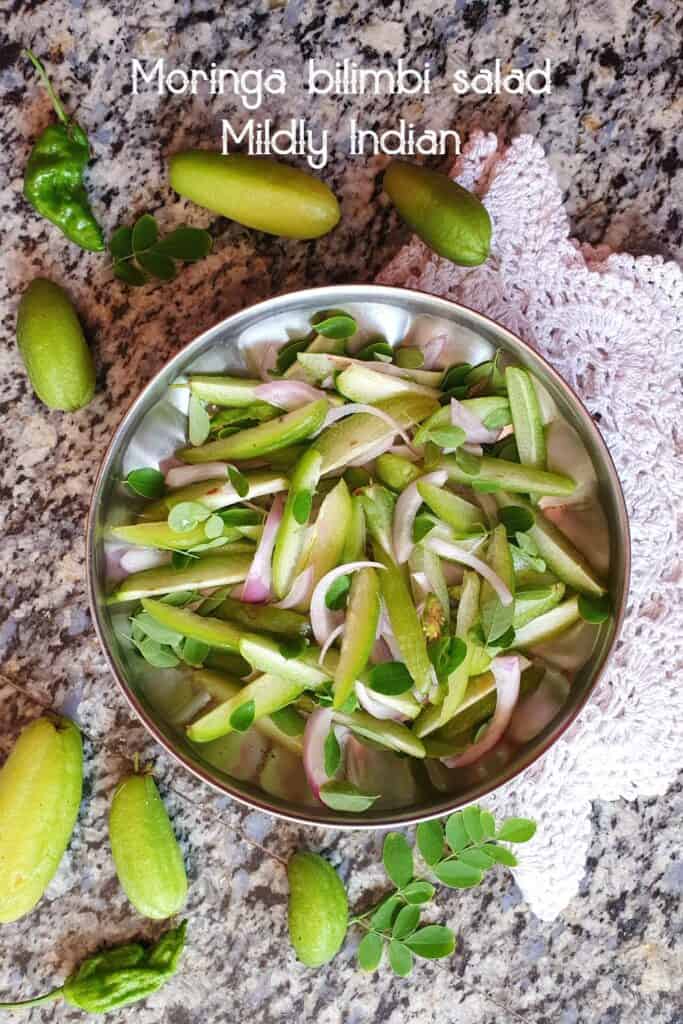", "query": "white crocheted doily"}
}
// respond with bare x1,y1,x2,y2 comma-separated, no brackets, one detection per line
378,131,683,921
